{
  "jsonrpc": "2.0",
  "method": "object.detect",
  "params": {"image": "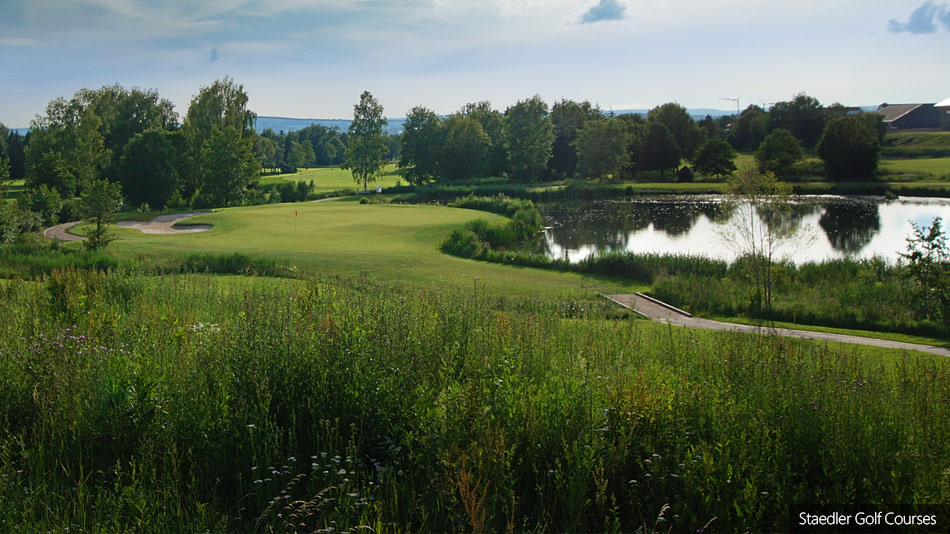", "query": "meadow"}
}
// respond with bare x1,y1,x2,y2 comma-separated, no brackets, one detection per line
0,270,947,532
